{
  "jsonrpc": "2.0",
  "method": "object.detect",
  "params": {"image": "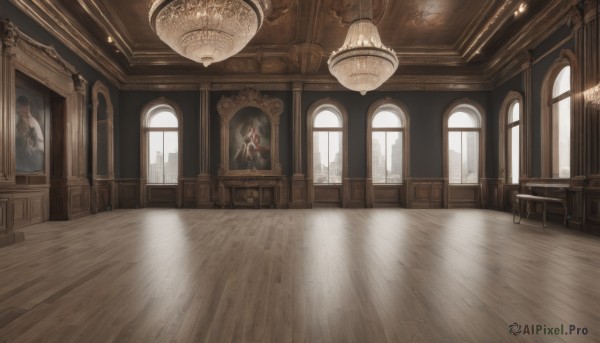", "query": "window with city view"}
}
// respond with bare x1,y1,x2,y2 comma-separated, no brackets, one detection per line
551,65,571,179
447,106,481,184
371,107,404,184
313,108,343,184
507,100,520,184
146,106,179,184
